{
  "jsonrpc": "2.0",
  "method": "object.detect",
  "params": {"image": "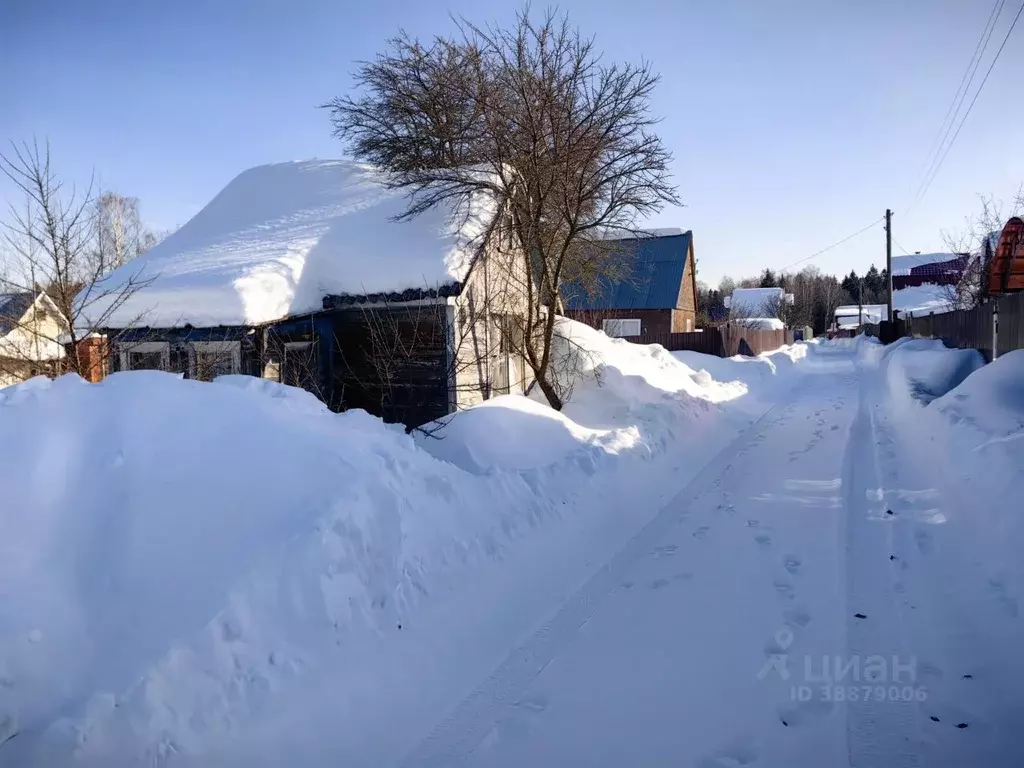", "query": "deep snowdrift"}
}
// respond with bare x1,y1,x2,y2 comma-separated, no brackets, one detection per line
420,319,756,474
932,349,1024,437
0,320,798,766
